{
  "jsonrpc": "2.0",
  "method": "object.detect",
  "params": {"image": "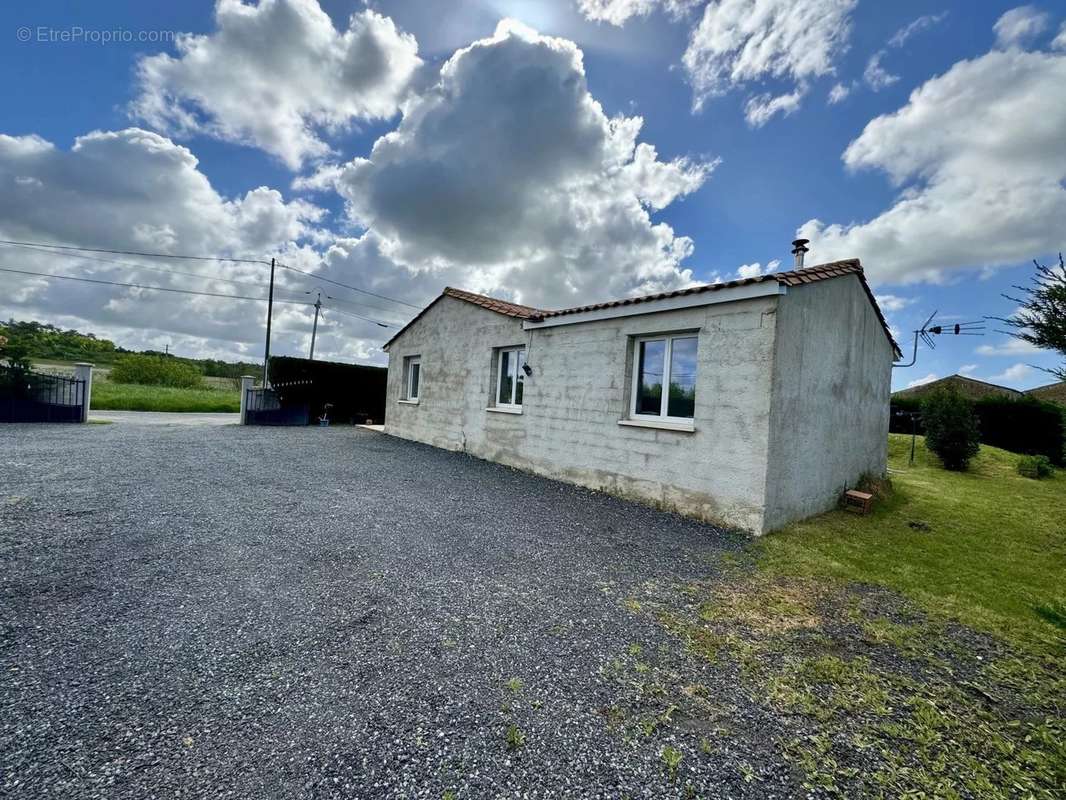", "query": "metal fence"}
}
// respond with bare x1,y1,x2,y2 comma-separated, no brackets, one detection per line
0,365,86,423
244,386,309,426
